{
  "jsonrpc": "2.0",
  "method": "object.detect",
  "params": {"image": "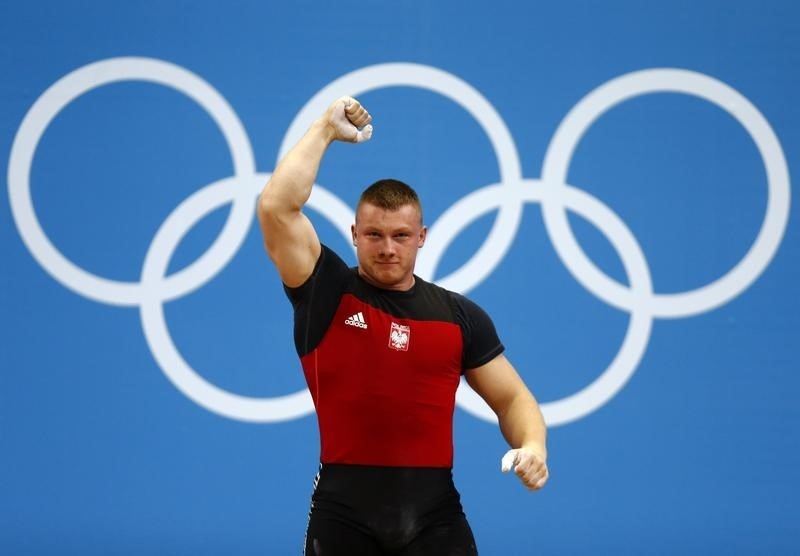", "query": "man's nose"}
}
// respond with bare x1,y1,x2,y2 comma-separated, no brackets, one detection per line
379,237,396,256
